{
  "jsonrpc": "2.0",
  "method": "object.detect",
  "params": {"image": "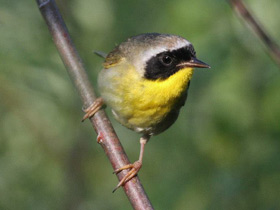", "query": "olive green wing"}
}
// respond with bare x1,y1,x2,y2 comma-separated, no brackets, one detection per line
103,47,124,69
